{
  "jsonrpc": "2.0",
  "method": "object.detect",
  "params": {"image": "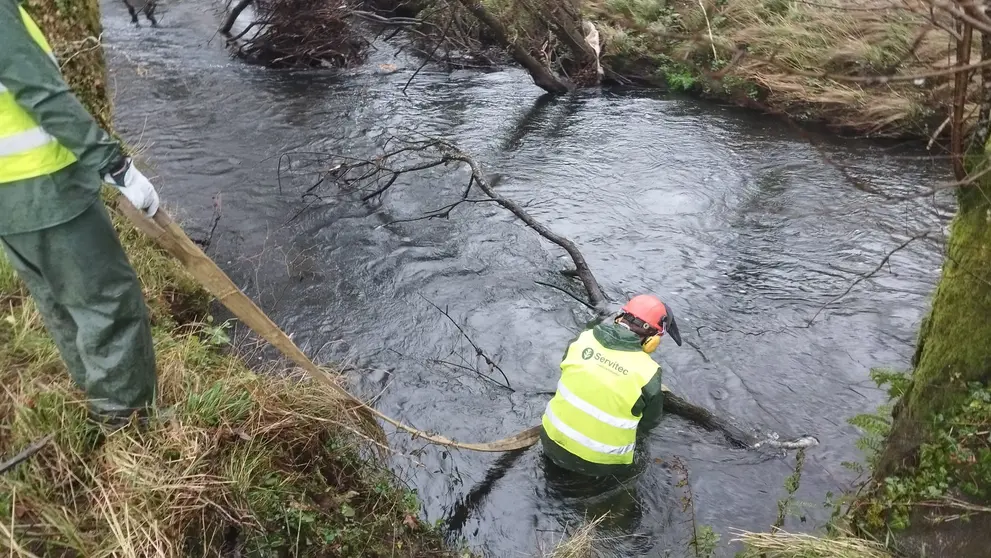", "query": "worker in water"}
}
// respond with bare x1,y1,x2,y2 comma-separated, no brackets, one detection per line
0,0,162,426
540,294,682,477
